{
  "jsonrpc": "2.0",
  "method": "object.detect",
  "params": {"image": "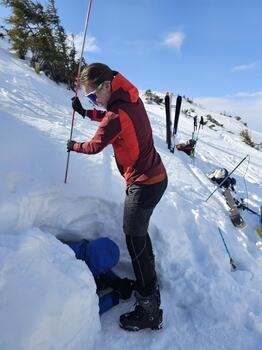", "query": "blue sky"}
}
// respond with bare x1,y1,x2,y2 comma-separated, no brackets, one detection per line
1,0,262,130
